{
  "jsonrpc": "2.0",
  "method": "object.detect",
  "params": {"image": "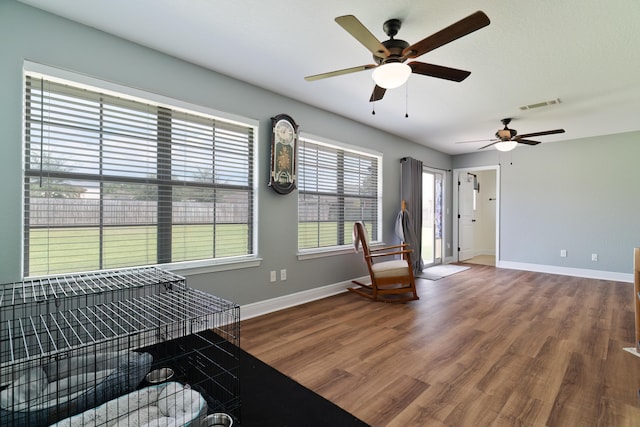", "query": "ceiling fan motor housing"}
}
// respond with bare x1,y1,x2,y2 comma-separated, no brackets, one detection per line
372,19,410,64
496,118,517,140
375,38,409,64
496,128,517,141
